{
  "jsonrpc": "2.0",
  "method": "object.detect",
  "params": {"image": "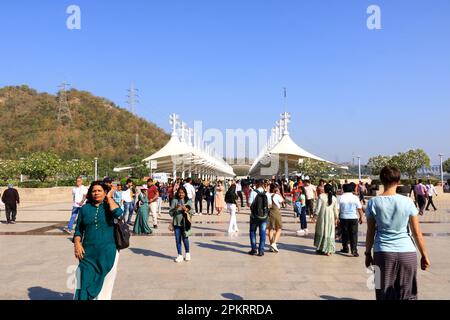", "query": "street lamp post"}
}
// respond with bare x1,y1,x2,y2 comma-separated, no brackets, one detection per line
94,157,98,181
439,154,444,187
358,156,361,181
19,157,25,183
